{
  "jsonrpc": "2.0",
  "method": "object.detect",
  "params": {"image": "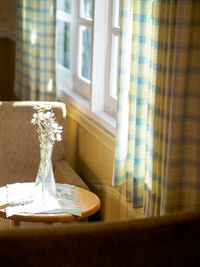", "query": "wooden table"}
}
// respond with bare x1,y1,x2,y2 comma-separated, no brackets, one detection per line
0,186,101,227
